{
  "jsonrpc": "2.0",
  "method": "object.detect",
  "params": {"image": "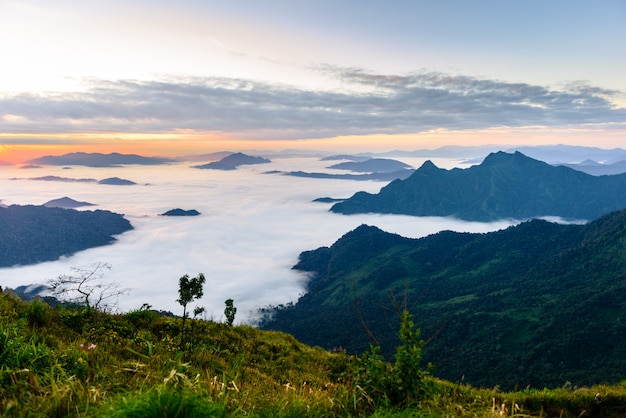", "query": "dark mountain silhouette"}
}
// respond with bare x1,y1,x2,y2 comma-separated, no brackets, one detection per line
0,205,133,267
98,177,136,185
11,175,136,185
281,169,415,182
193,152,271,170
160,208,200,216
328,158,412,173
260,209,626,389
28,152,176,167
43,197,95,209
330,151,626,222
274,157,414,181
16,175,97,183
